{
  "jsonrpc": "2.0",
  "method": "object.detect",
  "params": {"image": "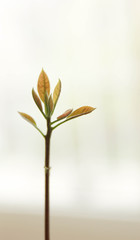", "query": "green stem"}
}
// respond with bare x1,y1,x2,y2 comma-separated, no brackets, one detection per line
51,118,62,125
41,110,48,120
34,125,45,138
52,118,72,130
